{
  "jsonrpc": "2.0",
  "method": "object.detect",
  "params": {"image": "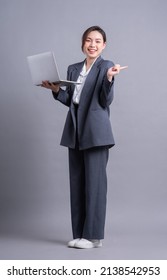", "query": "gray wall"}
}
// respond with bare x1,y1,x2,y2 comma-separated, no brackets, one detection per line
0,0,167,257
